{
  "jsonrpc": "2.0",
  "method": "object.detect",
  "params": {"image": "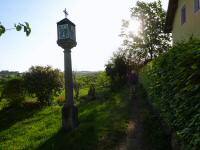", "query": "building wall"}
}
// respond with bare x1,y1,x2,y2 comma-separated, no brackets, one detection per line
172,0,200,43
